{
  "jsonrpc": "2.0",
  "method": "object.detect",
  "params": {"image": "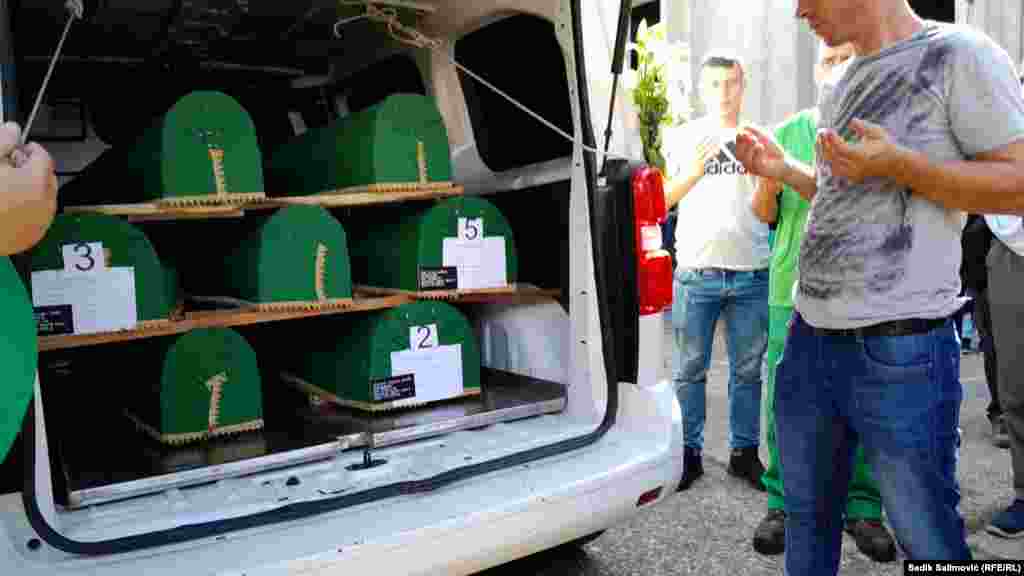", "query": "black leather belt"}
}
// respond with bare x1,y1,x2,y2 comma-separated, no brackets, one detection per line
809,317,948,338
